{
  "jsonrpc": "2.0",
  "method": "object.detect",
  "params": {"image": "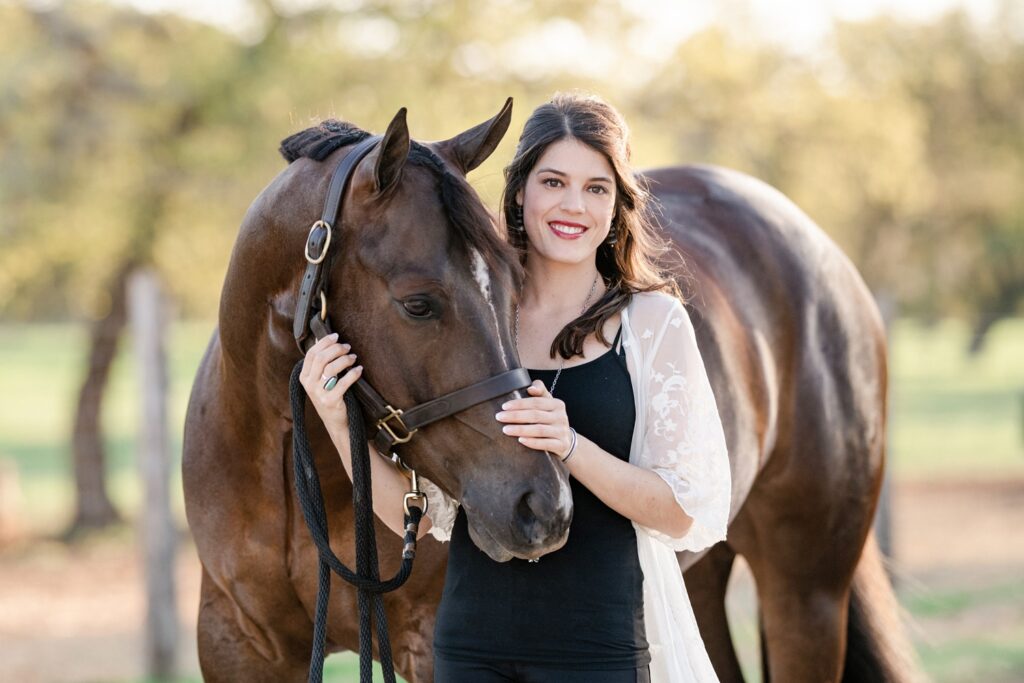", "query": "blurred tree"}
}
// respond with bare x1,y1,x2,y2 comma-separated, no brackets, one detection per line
831,10,1024,349
2,0,1023,532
